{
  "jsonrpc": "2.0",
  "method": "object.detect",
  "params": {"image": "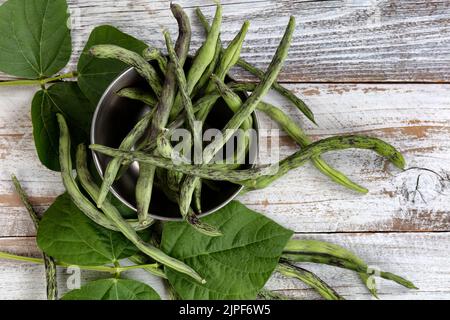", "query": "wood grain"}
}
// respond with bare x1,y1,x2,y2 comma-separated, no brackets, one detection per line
1,233,448,300
1,0,449,82
1,83,449,236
